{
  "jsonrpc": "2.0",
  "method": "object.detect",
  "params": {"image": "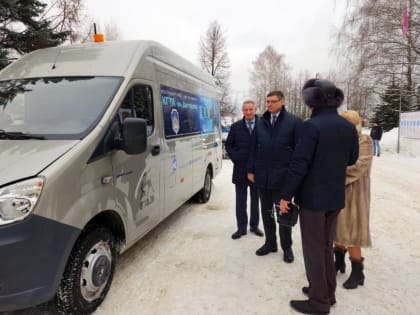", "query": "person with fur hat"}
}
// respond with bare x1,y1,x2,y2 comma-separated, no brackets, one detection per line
278,79,359,314
334,110,373,290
